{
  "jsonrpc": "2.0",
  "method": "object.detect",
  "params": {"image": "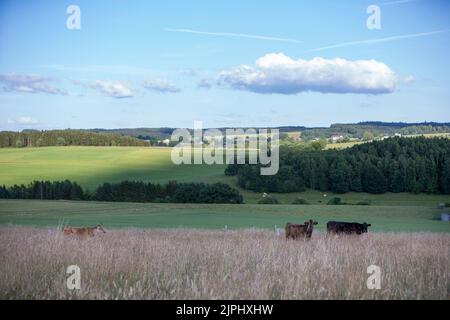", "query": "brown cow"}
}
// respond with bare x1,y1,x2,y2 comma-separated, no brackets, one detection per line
285,220,318,240
63,224,106,238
